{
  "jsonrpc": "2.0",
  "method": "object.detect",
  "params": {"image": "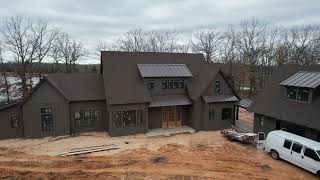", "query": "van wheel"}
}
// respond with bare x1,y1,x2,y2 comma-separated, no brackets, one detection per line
270,150,279,160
